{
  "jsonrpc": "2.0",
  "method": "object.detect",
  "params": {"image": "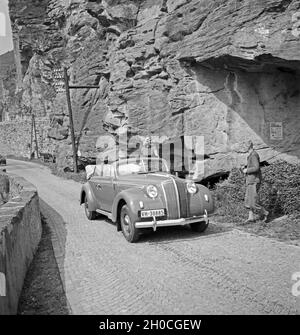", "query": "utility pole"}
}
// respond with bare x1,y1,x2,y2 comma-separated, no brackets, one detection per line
30,115,33,159
64,67,78,173
53,67,99,173
29,113,39,159
33,114,39,159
